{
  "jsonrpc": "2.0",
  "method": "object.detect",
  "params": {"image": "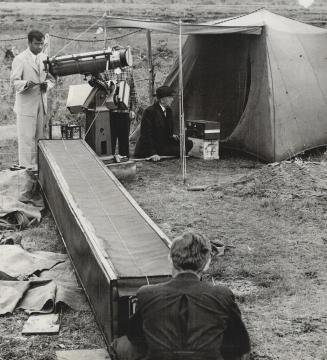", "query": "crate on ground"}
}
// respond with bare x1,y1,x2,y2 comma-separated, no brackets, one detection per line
186,120,220,160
